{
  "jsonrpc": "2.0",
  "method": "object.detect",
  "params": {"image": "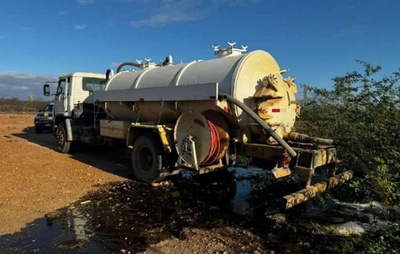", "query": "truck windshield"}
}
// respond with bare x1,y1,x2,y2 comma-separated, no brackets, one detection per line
82,78,106,92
